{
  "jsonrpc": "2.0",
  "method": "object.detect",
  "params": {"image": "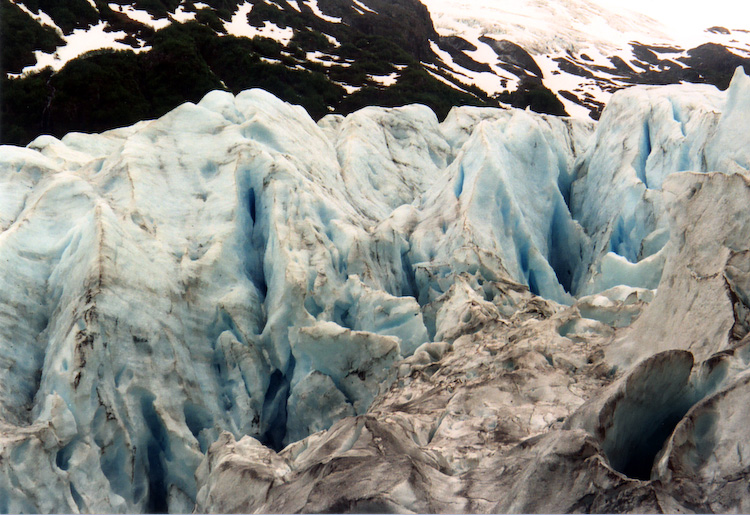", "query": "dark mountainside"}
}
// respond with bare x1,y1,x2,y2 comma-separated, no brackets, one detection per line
3,0,749,146
1,0,497,145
